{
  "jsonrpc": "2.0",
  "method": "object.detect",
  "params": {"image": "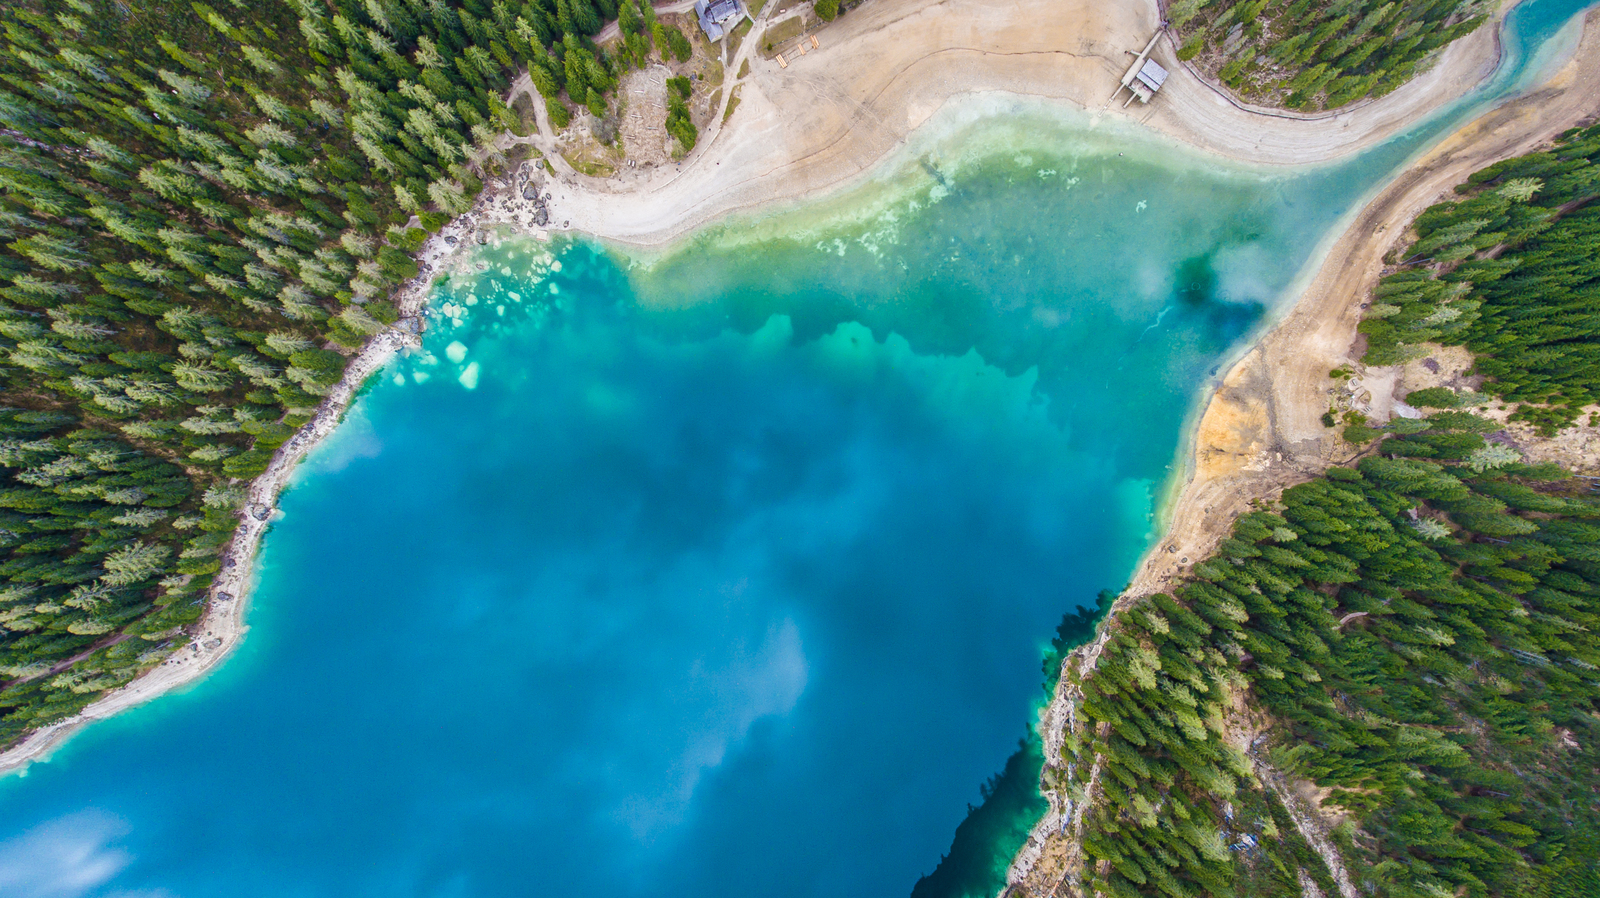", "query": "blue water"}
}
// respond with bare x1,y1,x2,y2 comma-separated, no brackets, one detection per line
1,2,1593,896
